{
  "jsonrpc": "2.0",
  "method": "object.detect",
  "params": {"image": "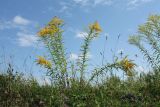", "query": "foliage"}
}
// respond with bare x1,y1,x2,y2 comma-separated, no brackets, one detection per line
1,15,160,106
1,64,160,107
129,14,160,68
